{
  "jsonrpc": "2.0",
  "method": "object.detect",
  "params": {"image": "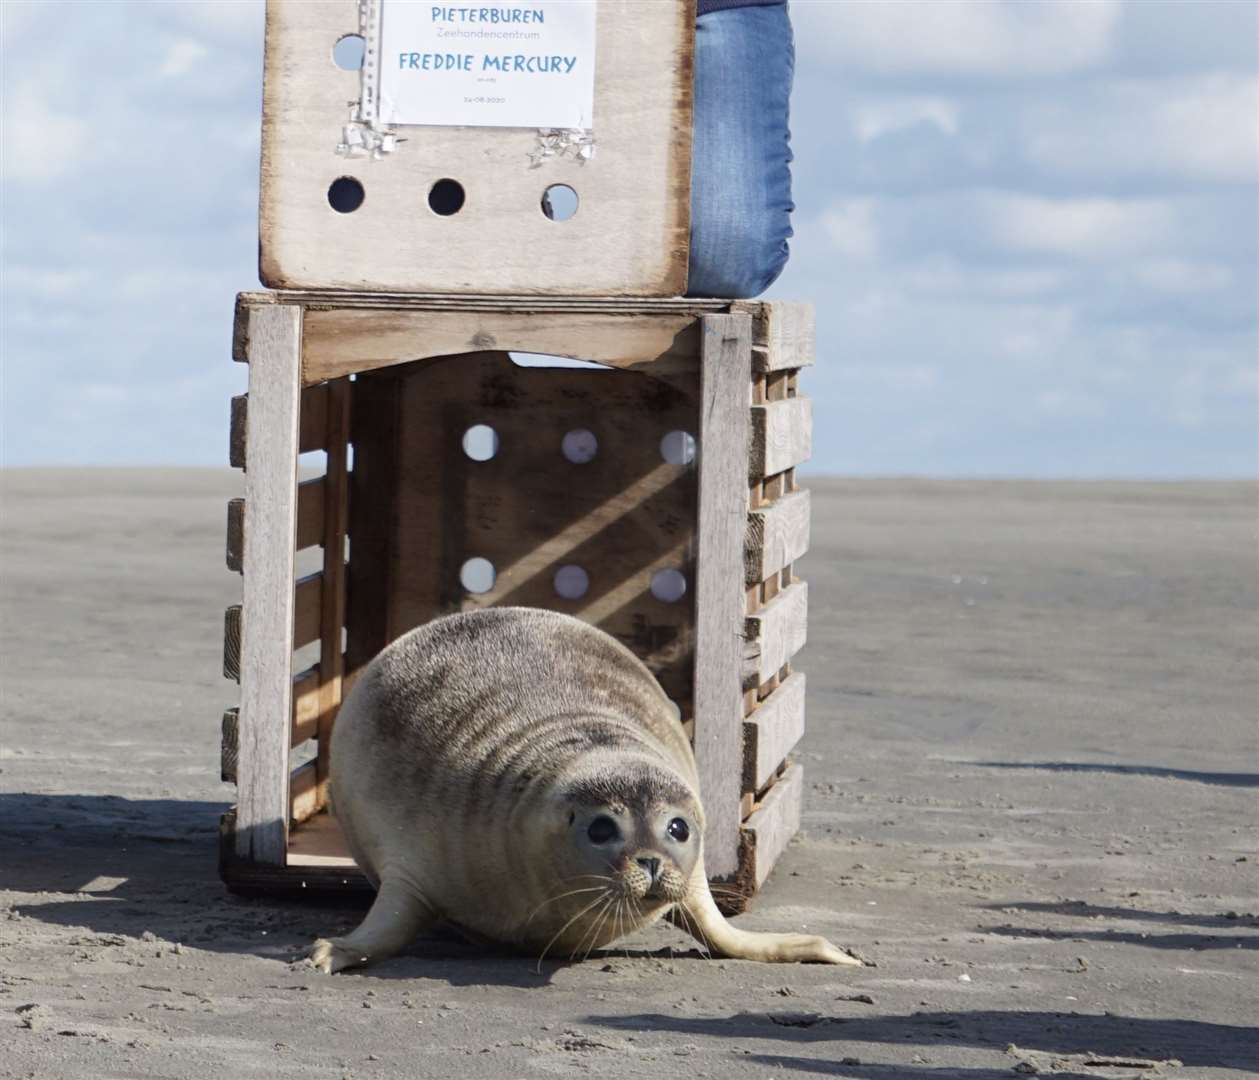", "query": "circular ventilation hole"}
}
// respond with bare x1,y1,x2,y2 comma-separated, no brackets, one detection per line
461,424,499,462
328,176,365,214
333,34,366,70
650,568,688,603
541,184,579,221
660,430,696,466
428,178,465,216
460,557,495,594
561,428,598,464
553,565,590,600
